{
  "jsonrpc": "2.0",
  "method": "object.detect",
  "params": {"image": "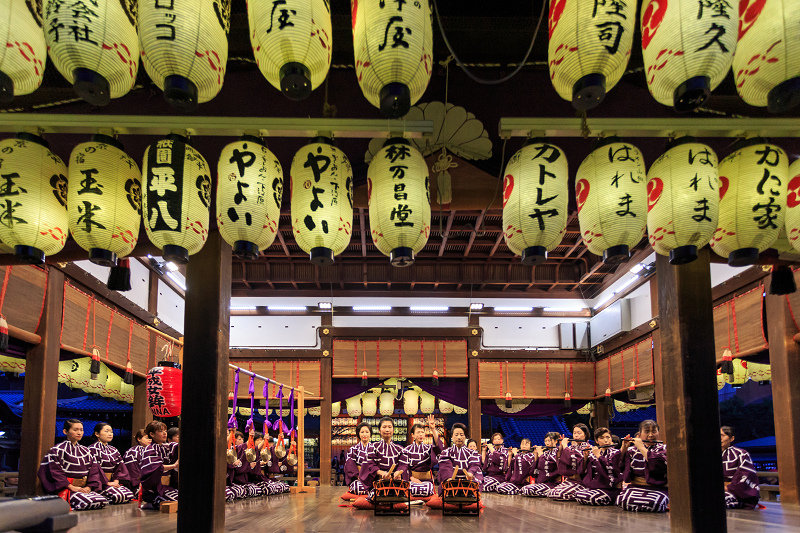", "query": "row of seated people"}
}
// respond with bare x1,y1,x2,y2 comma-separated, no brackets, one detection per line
224,427,291,501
